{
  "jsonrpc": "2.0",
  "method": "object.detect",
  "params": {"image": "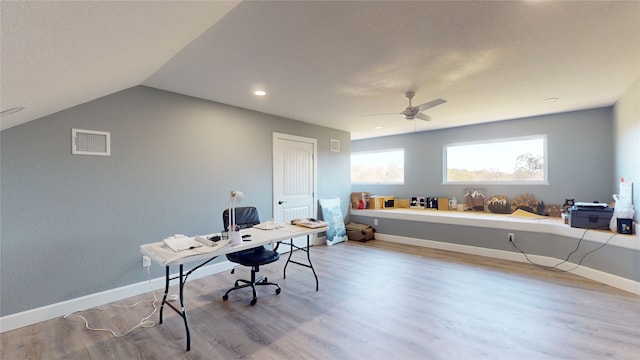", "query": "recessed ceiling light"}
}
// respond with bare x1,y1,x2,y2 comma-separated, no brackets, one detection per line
375,126,383,130
254,90,266,96
544,97,559,102
0,106,25,116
